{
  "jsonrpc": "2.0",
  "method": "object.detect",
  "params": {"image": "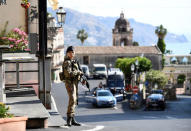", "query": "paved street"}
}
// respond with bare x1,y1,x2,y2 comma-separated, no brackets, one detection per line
28,80,191,131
